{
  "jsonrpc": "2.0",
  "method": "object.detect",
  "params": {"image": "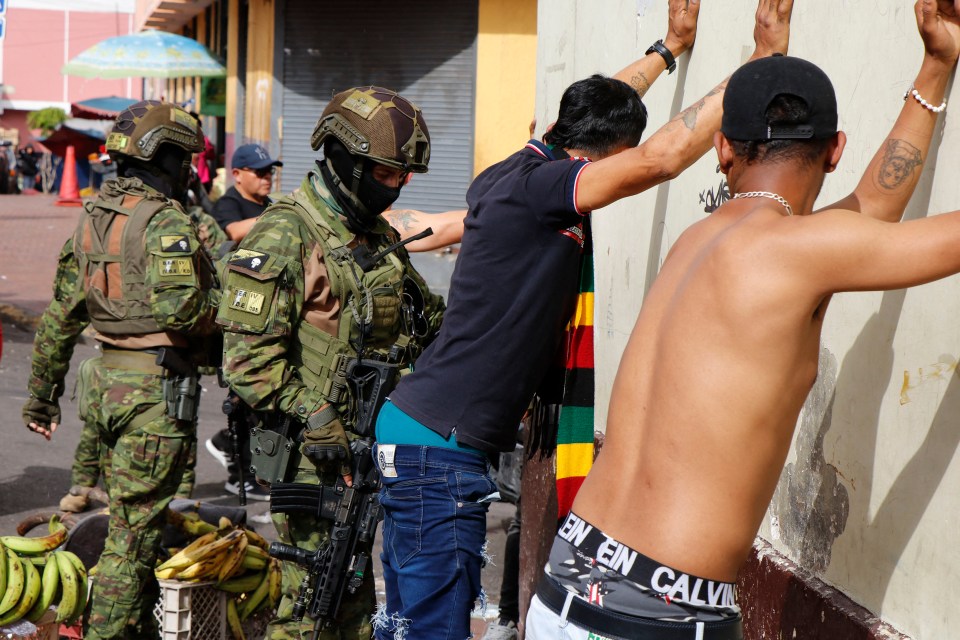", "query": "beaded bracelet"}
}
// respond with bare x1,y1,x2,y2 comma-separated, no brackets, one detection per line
903,85,947,113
